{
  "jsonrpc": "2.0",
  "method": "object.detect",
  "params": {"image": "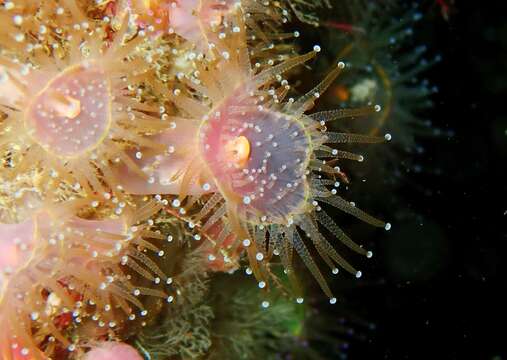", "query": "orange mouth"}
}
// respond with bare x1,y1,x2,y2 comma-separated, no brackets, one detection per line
224,135,251,168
